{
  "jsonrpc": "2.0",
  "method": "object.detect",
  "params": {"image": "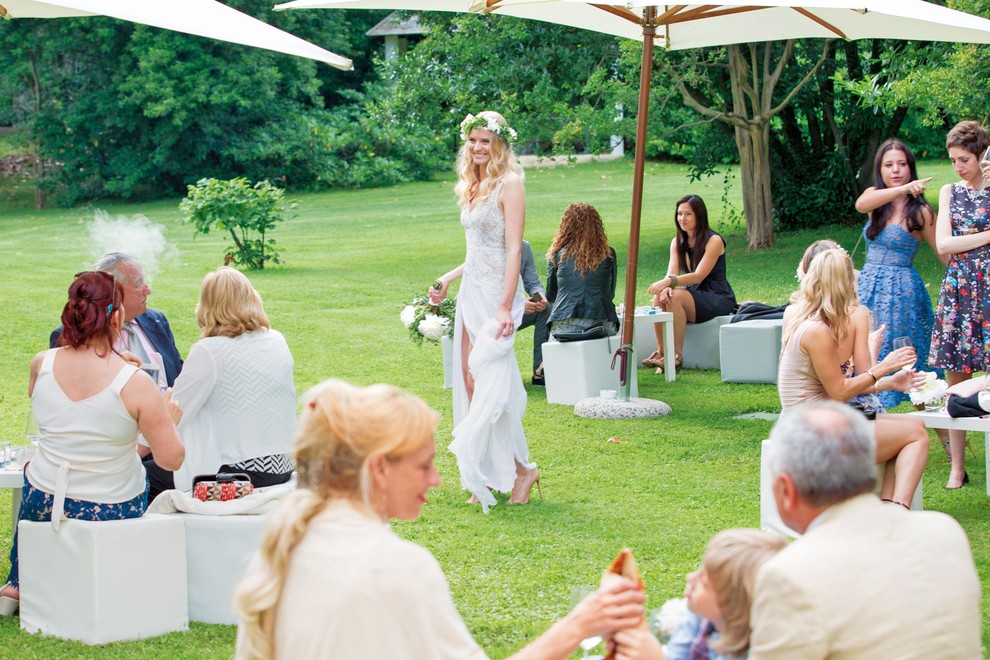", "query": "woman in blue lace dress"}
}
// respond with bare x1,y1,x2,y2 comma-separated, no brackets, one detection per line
931,121,990,489
855,139,948,413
